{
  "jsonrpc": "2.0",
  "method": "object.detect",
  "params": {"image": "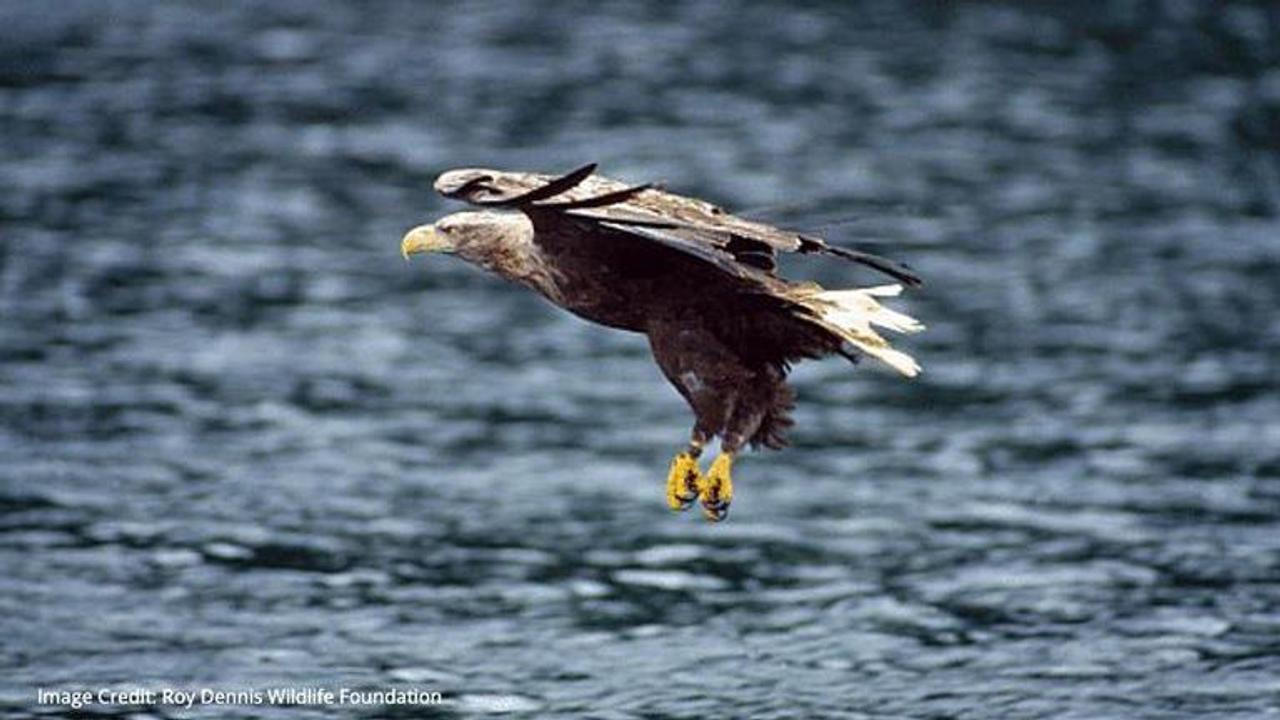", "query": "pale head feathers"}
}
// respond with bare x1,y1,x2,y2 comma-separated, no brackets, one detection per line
401,211,531,263
401,211,558,298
